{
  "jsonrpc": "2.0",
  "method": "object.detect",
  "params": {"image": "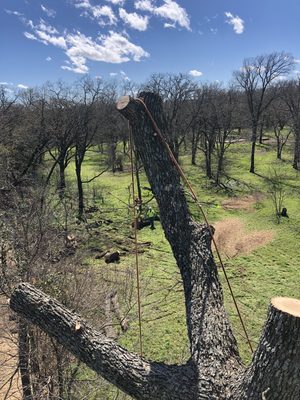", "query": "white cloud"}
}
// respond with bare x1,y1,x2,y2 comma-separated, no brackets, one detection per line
154,0,190,30
35,30,67,48
23,20,67,49
0,82,9,85
5,9,23,17
41,5,56,18
74,0,90,9
46,56,52,61
135,0,190,30
119,8,149,31
62,31,149,73
210,28,218,35
92,5,117,25
120,70,130,80
17,84,28,89
225,12,244,34
74,0,117,26
16,3,149,74
294,59,300,64
134,0,154,12
4,88,14,94
106,0,125,4
164,22,176,29
109,72,118,76
24,31,38,40
189,69,203,77
37,20,58,35
23,20,66,48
